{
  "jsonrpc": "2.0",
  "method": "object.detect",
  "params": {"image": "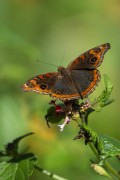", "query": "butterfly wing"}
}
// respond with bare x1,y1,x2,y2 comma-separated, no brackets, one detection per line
51,74,80,100
70,69,101,98
21,72,57,95
50,69,100,100
67,43,110,70
21,71,81,100
22,43,110,100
